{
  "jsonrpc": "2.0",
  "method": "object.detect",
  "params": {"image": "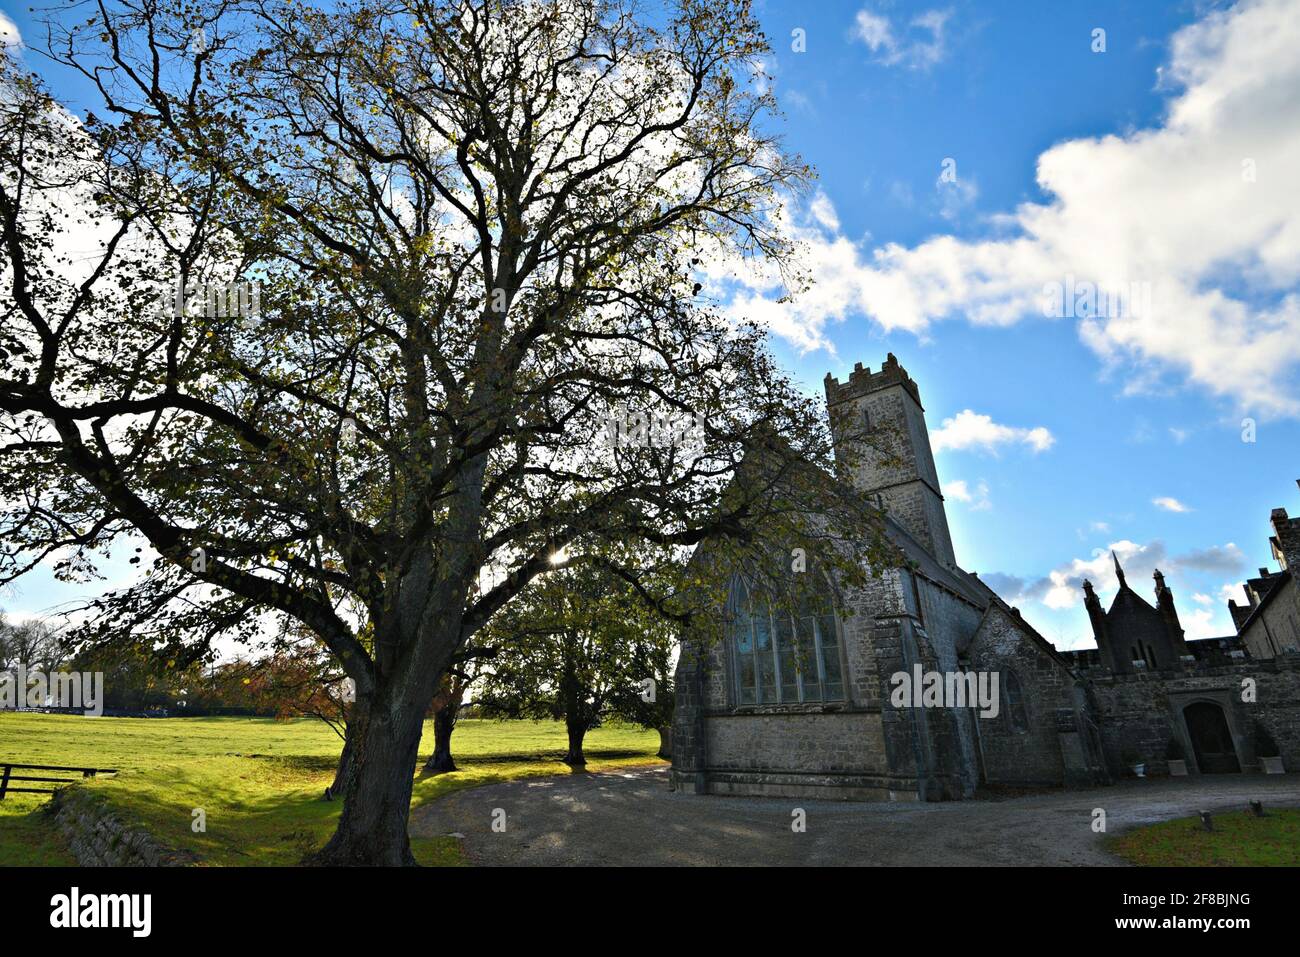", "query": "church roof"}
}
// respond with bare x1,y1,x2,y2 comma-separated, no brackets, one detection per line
1107,583,1161,618
882,514,1077,670
691,414,992,612
879,512,988,607
1104,553,1163,619
1236,569,1294,635
1091,552,1174,655
1245,569,1285,605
